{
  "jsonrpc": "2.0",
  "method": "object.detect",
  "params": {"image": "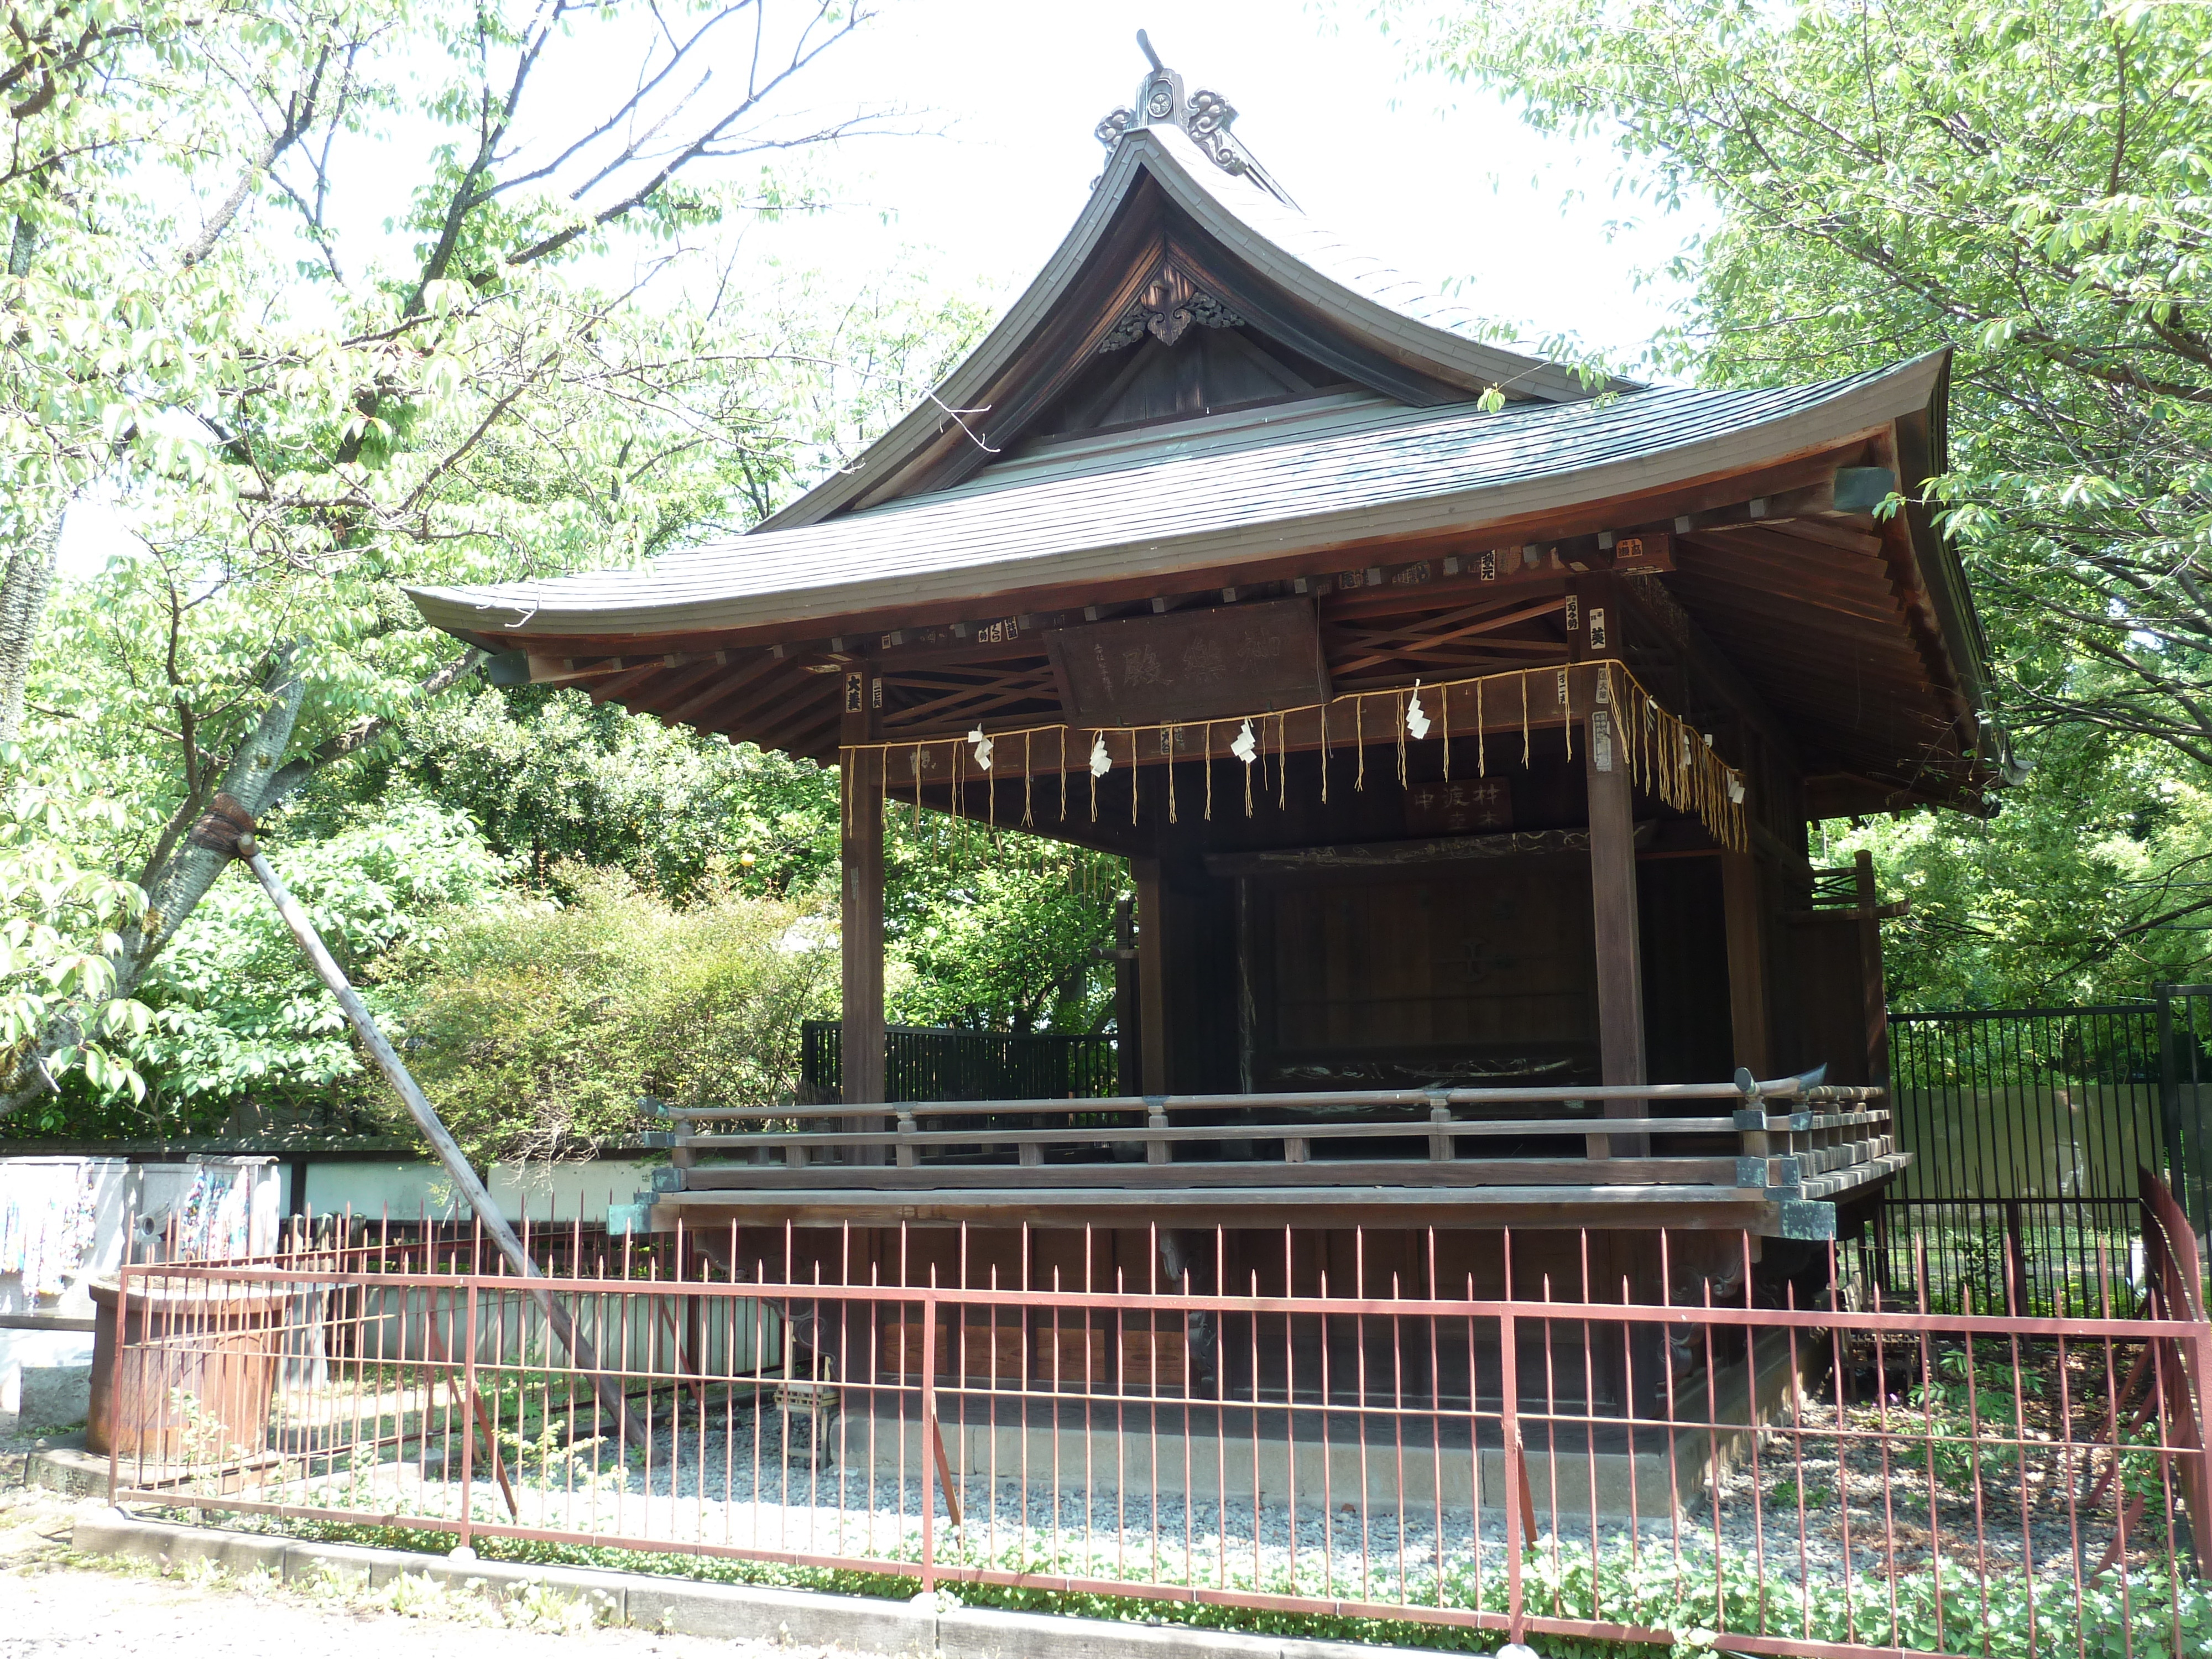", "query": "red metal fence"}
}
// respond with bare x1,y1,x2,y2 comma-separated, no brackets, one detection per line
103,1213,2212,1658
